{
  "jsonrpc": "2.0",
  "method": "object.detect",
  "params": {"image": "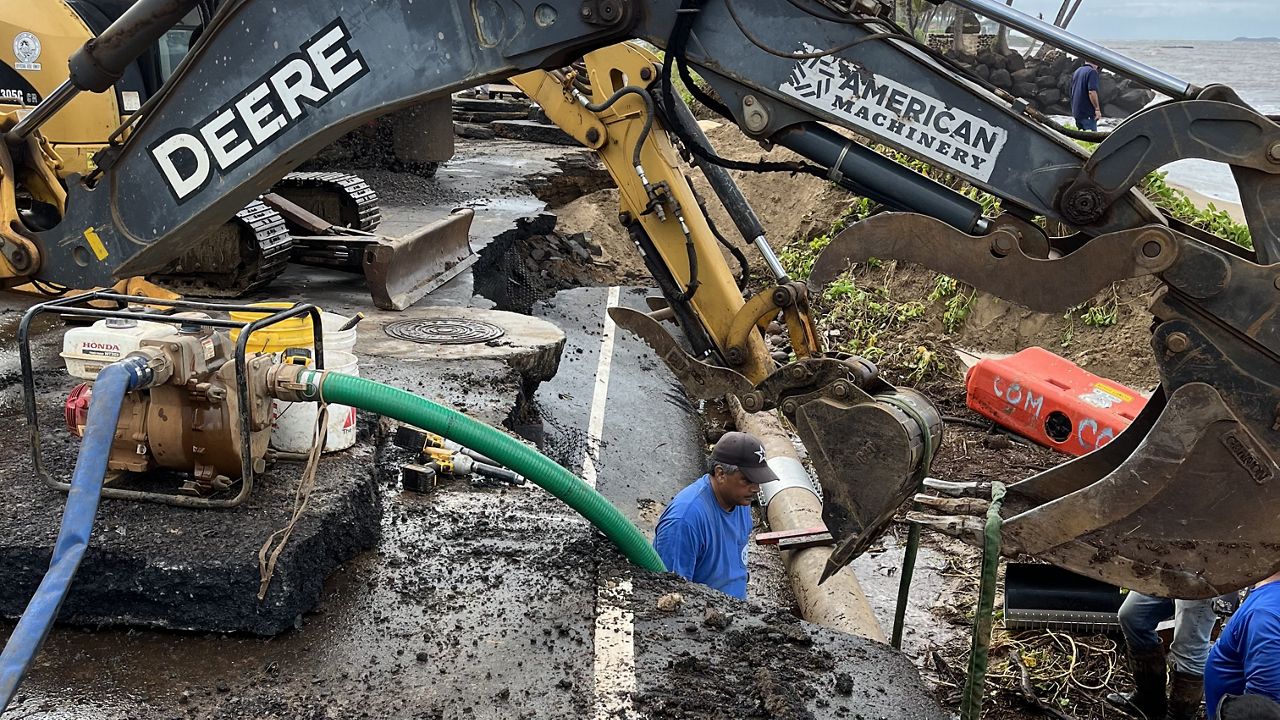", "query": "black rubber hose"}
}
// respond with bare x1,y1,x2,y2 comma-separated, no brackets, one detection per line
580,85,654,173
